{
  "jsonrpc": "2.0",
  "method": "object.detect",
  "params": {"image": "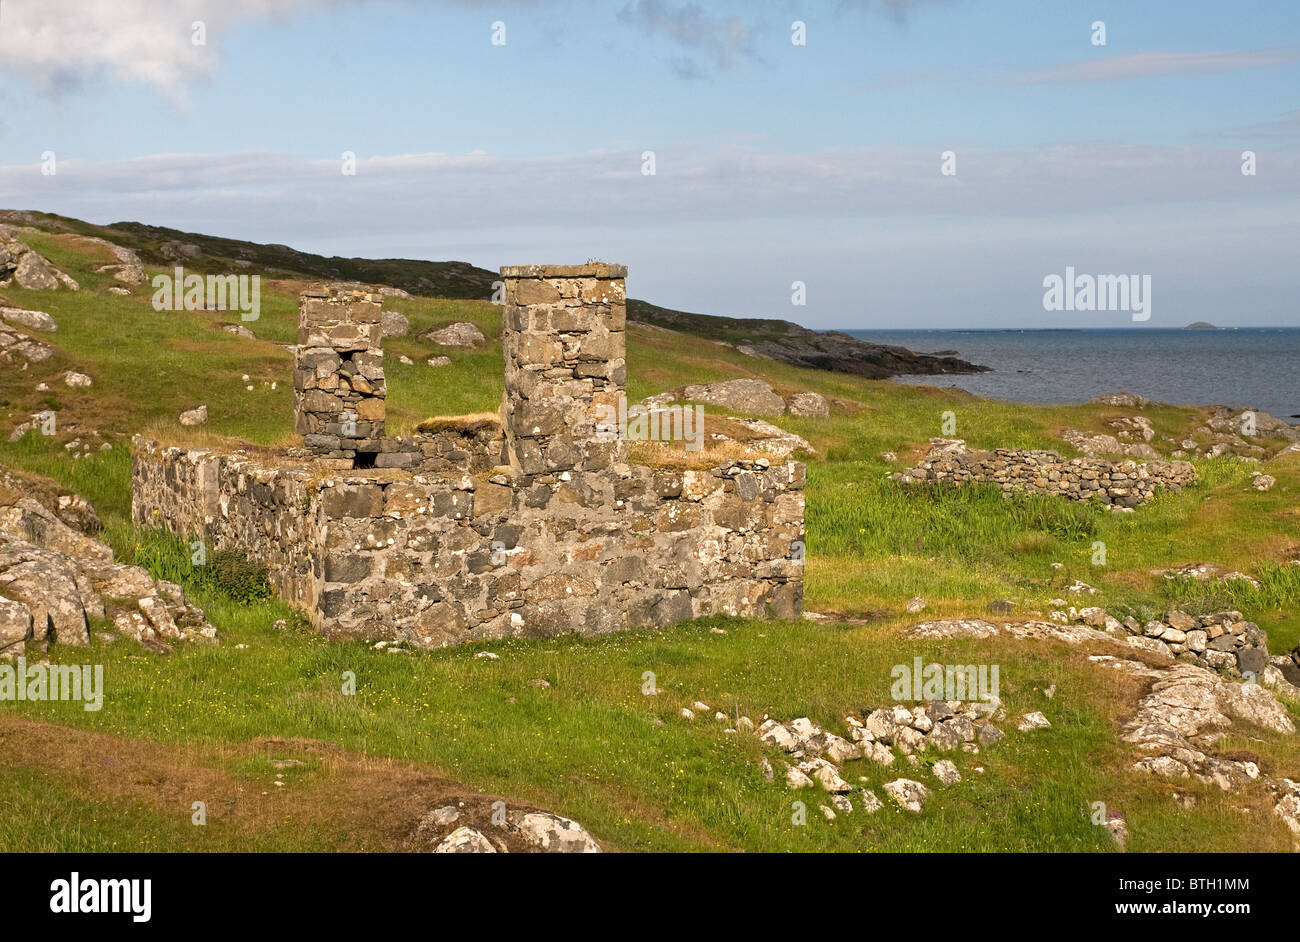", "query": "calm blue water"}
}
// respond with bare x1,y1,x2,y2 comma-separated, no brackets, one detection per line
844,328,1300,420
